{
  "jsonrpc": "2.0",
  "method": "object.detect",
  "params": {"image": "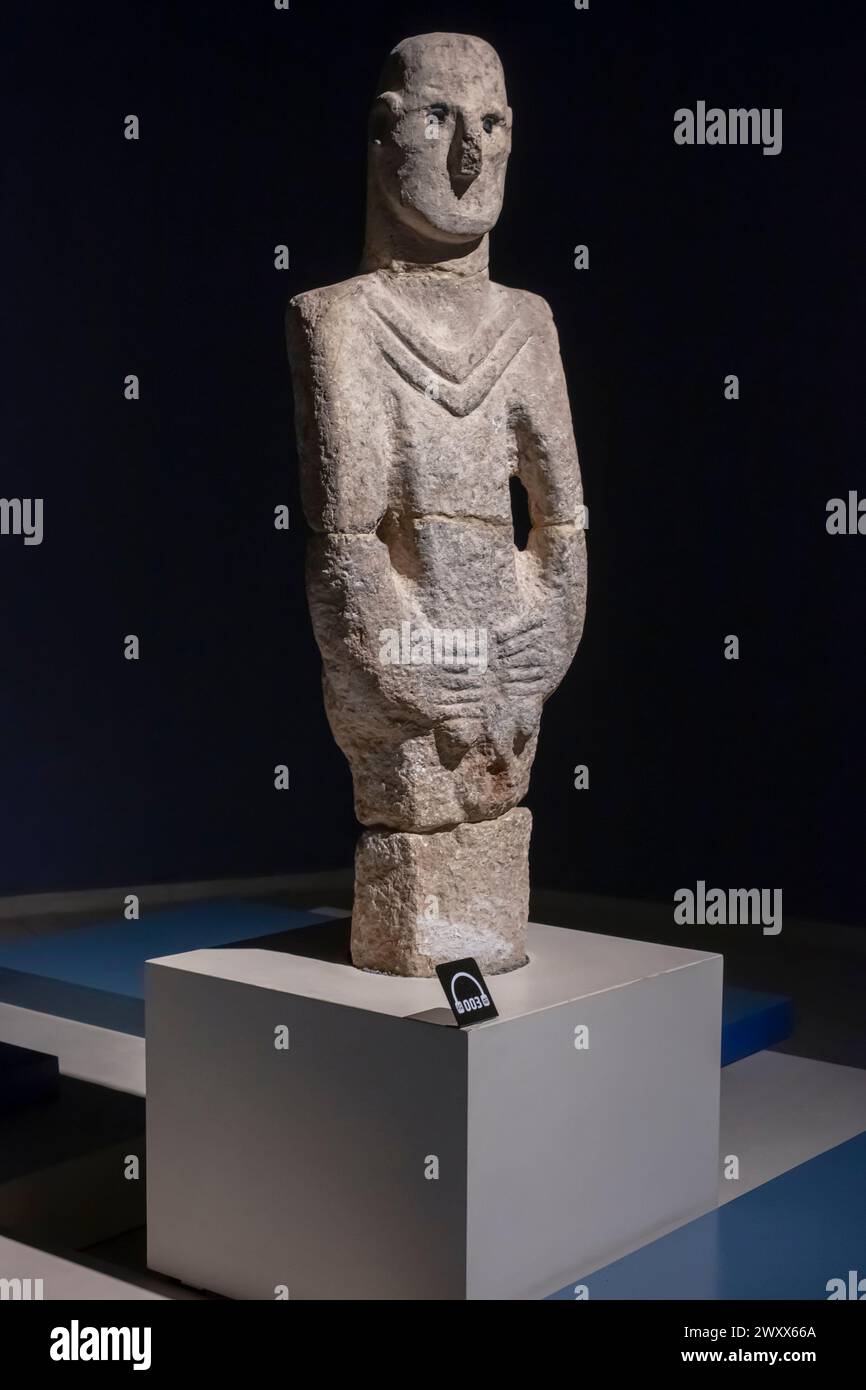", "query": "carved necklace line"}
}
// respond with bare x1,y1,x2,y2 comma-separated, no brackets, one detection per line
367,297,527,387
